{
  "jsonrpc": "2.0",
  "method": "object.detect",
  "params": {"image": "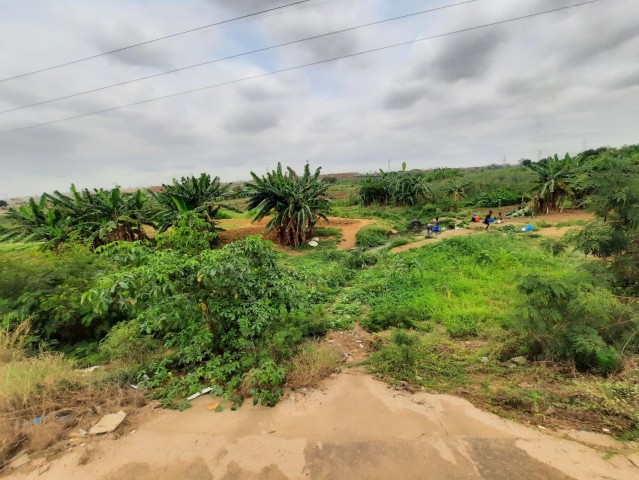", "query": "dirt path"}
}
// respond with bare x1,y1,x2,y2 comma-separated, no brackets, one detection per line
217,217,373,251
327,218,374,250
391,210,594,254
8,371,637,480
